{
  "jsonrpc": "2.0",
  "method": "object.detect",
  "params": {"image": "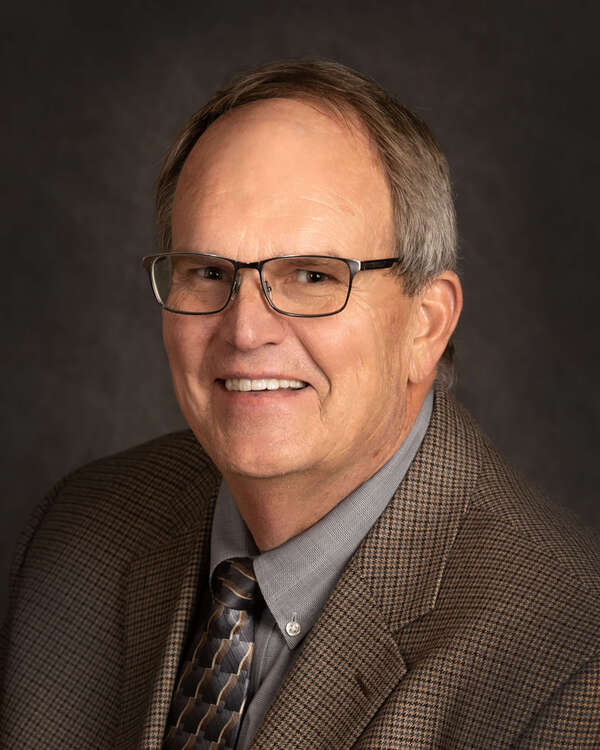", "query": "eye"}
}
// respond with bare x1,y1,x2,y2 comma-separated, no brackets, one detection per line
197,266,226,281
296,269,331,284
